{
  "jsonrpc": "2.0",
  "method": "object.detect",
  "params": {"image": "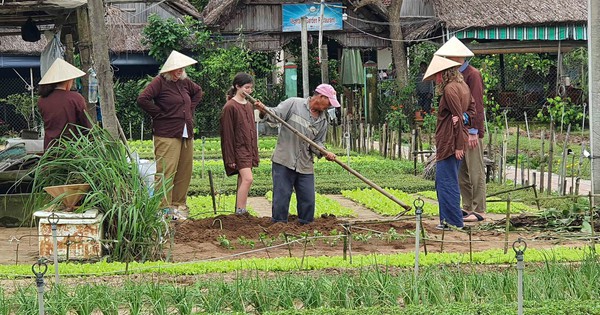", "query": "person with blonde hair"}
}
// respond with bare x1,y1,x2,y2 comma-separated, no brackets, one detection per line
423,55,476,230
220,72,259,215
138,50,203,219
38,58,92,150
